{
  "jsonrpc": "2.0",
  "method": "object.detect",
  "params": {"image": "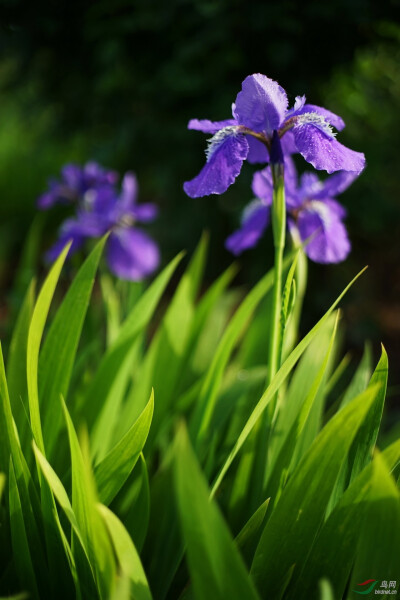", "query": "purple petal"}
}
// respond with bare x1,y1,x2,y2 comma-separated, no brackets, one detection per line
37,189,60,210
119,172,138,208
321,198,347,219
234,74,288,133
107,228,160,281
252,168,273,203
184,128,249,197
283,157,301,208
61,164,84,190
225,201,270,255
84,161,118,187
280,131,298,155
188,118,237,134
292,95,306,112
74,210,109,237
298,172,323,199
296,201,350,263
131,203,159,223
45,219,86,263
292,124,366,174
313,170,360,199
246,135,269,164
